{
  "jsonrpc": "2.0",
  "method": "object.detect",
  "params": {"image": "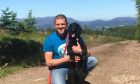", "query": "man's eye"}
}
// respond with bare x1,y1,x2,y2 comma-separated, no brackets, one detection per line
61,23,65,25
56,23,65,25
56,24,60,25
